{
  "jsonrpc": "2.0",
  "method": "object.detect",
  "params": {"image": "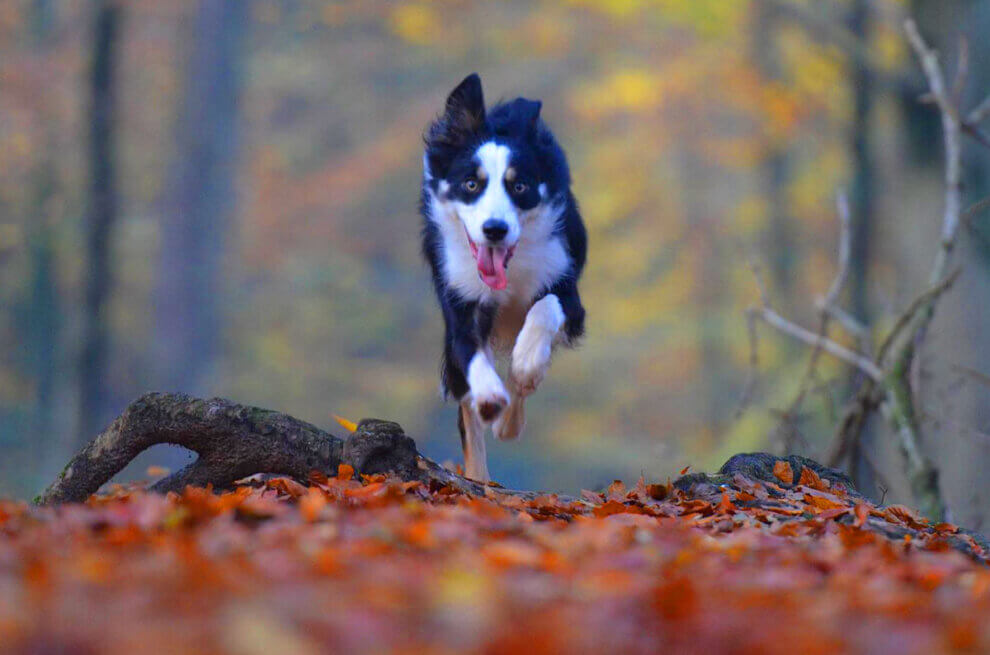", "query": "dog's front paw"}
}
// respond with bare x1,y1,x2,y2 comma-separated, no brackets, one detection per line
511,336,552,397
467,352,509,423
473,387,509,422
